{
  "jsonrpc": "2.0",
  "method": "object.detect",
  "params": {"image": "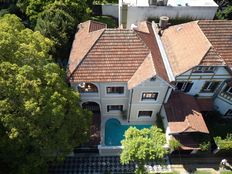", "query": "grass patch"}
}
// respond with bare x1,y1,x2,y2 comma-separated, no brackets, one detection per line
194,171,212,174
90,15,118,28
220,171,232,174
